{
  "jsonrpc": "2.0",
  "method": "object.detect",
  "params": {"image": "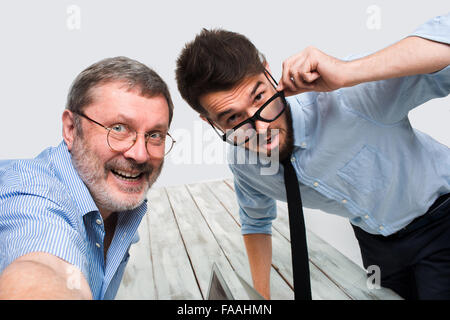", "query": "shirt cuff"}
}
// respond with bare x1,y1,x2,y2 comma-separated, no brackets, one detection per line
239,208,273,235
